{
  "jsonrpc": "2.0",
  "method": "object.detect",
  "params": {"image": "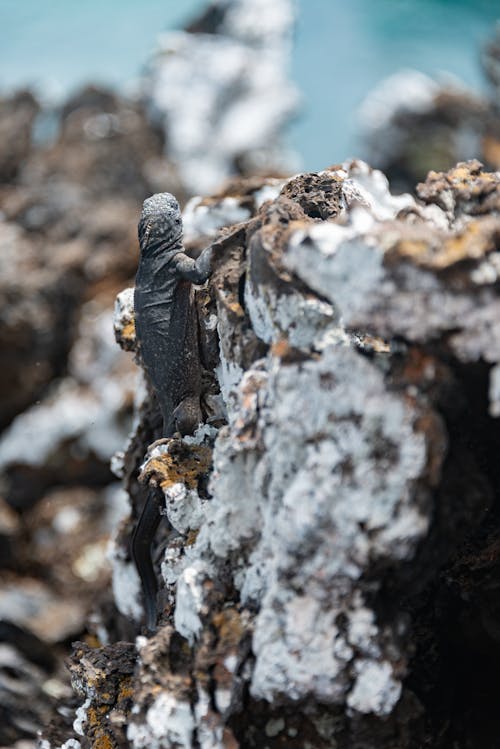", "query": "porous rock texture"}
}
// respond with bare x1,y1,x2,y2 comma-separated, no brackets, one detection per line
55,159,500,749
